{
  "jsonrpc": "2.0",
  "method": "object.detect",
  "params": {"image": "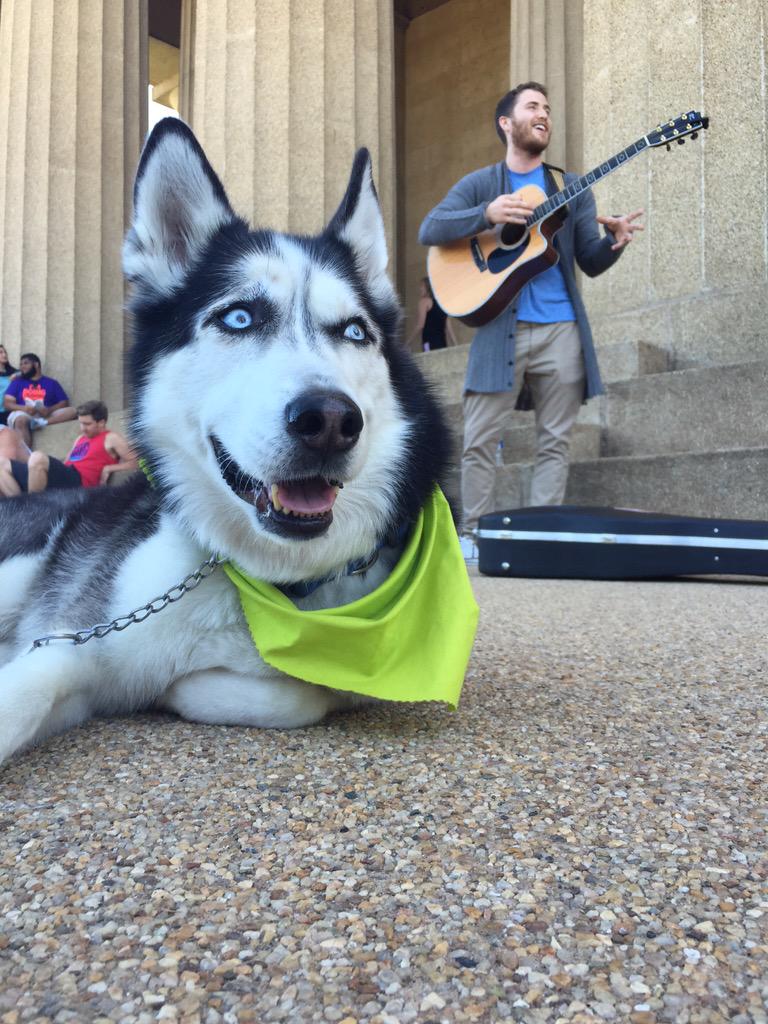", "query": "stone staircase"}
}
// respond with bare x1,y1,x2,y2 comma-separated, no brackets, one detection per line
414,342,768,519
